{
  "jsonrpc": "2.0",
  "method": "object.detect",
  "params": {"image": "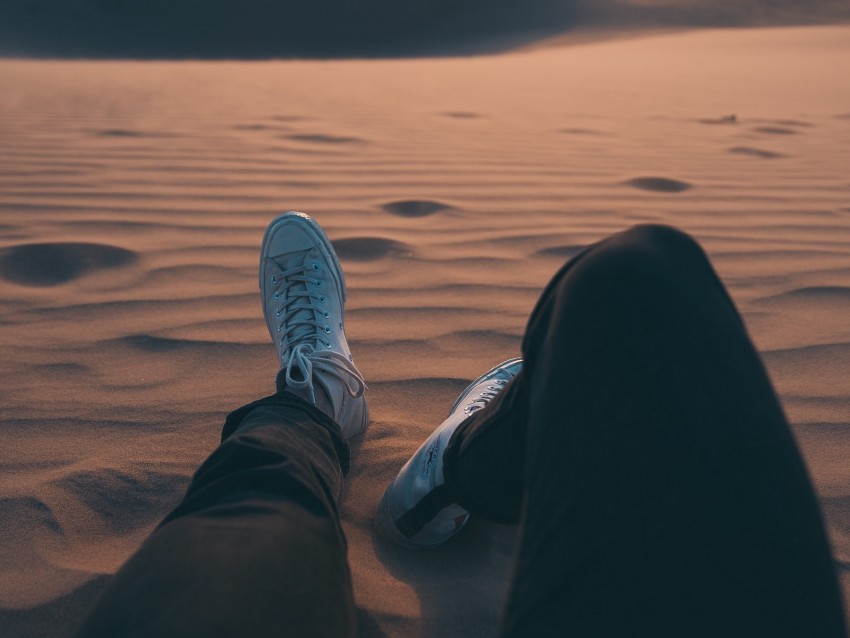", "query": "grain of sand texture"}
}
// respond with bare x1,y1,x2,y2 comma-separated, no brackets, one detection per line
1,25,850,637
